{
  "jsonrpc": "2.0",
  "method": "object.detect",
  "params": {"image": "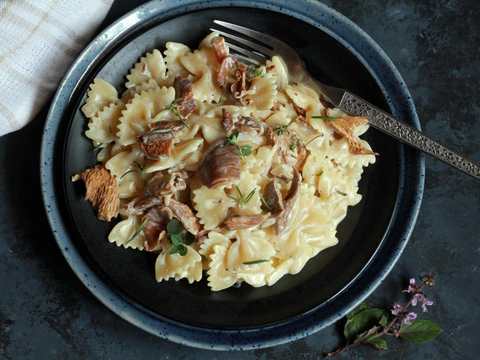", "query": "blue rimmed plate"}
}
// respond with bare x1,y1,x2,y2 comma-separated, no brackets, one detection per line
40,0,424,350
